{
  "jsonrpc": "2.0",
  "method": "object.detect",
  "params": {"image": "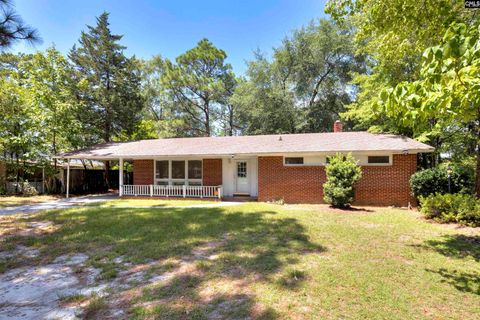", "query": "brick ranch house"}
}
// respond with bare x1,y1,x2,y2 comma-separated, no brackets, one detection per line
59,122,434,206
